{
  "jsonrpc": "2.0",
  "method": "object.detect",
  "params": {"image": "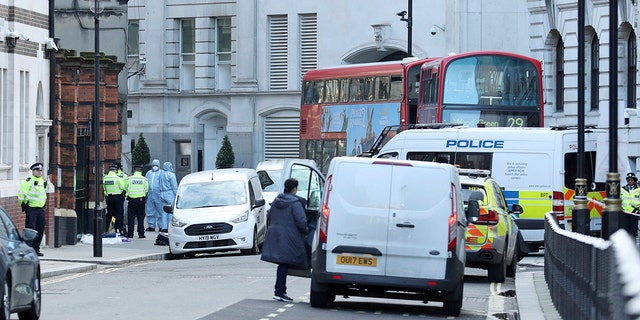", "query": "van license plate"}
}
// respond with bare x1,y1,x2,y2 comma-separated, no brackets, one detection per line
199,234,220,241
336,255,377,267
